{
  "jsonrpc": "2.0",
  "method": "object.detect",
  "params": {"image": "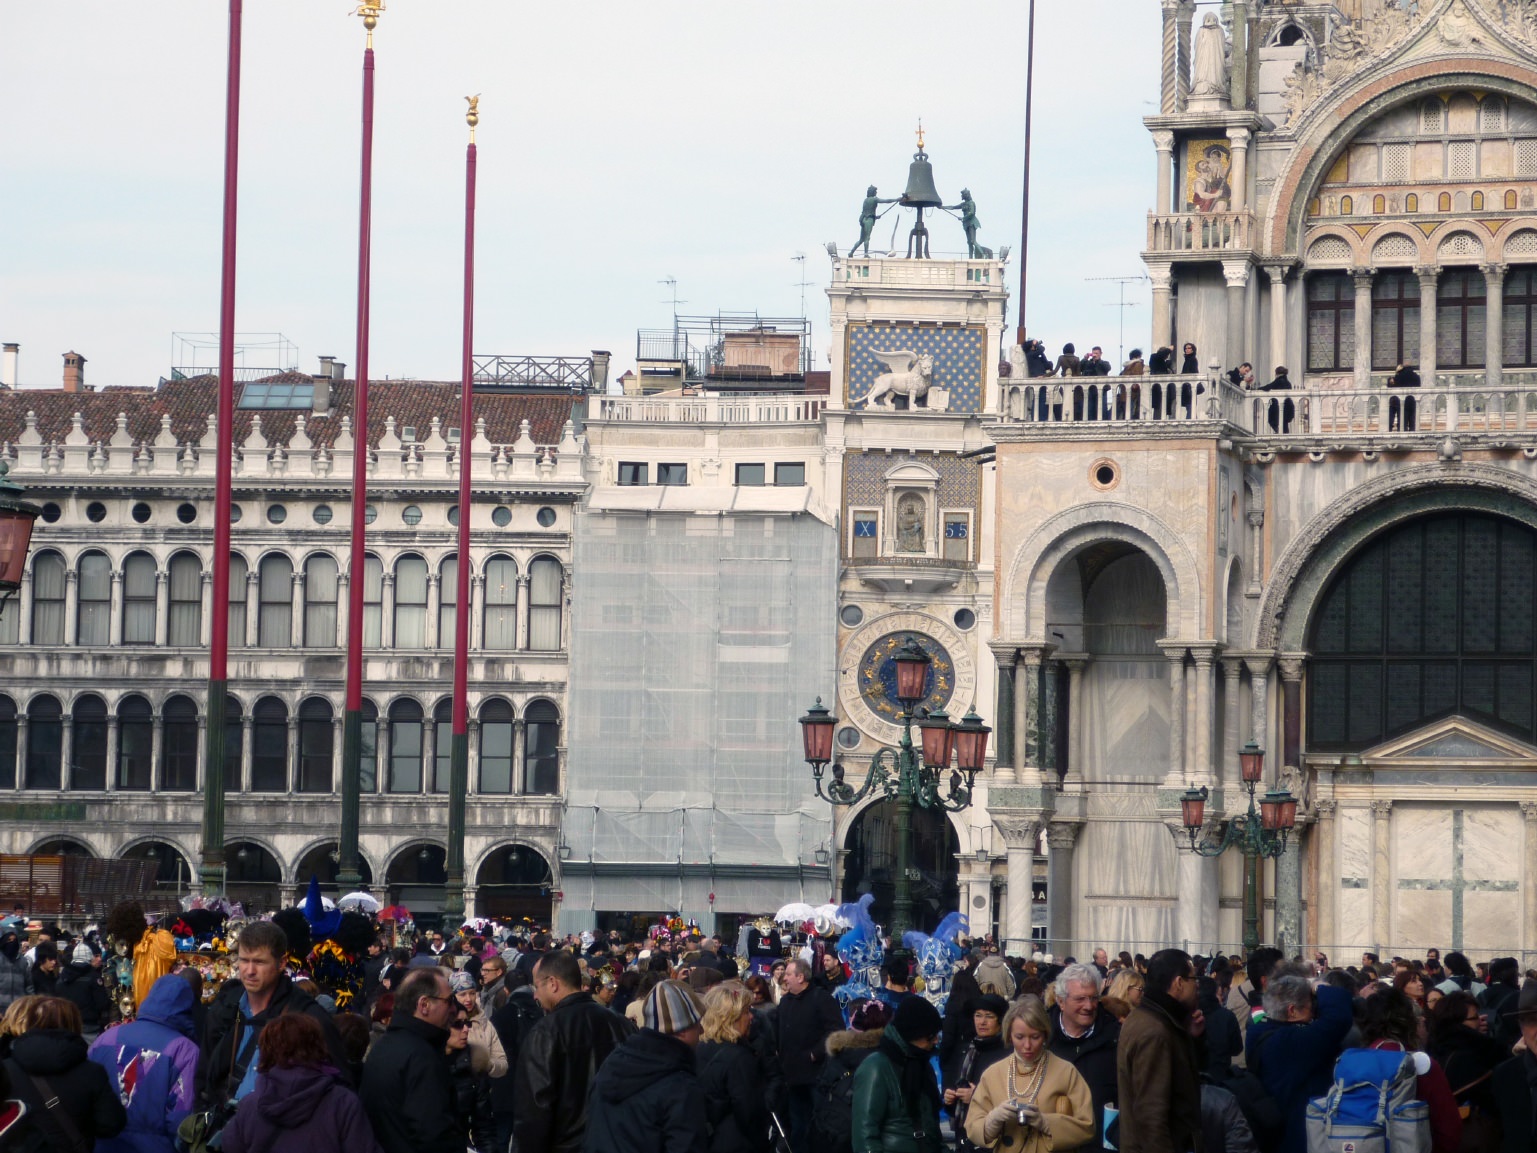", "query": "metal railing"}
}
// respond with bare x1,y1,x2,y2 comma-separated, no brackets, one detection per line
471,355,594,392
999,375,1251,431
